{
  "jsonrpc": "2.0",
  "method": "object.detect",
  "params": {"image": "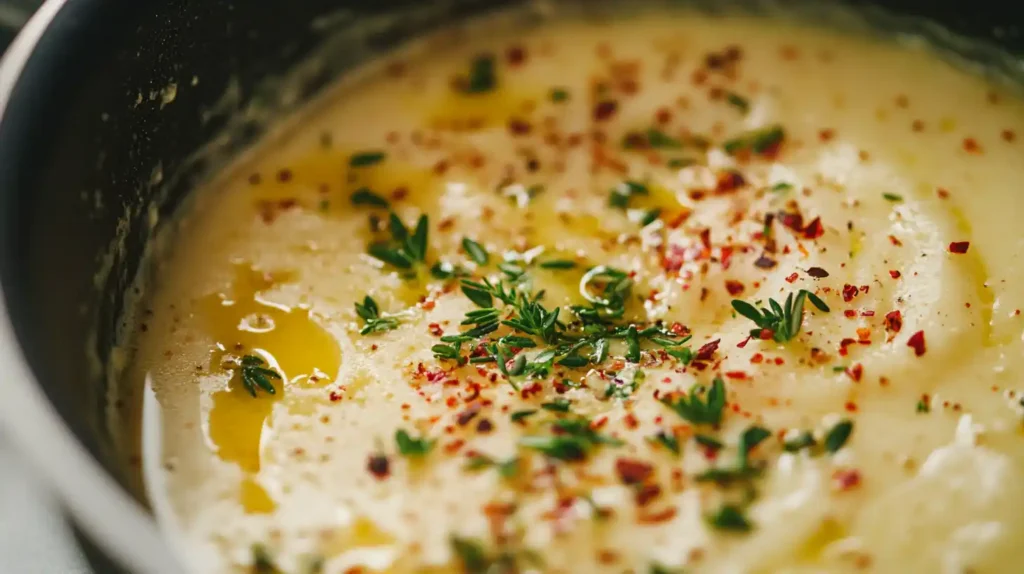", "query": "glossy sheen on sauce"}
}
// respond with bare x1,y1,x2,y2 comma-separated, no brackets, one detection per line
119,12,1024,574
